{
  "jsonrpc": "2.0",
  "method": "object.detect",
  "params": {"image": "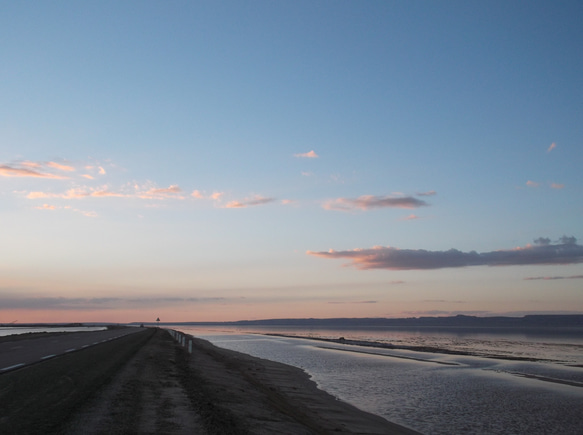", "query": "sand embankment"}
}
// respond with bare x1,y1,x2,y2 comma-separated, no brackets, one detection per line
0,328,418,434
